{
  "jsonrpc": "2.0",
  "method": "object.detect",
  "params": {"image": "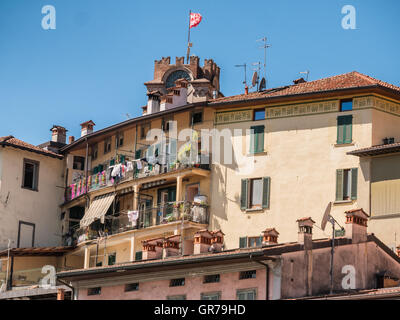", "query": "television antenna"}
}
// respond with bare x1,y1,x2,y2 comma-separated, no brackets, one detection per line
235,63,247,86
300,70,310,81
321,201,345,294
257,37,271,87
